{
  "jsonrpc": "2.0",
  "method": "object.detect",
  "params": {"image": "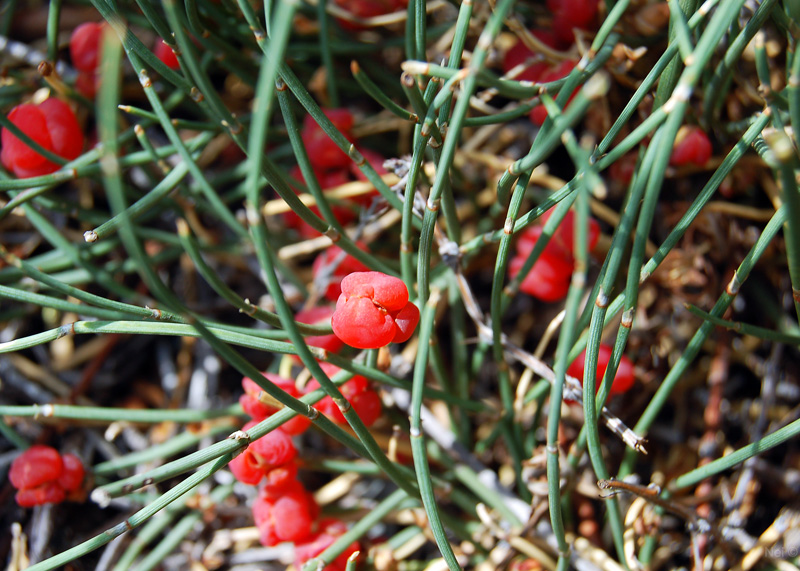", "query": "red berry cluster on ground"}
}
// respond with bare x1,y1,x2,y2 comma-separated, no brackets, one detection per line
669,126,712,167
567,343,635,400
1,99,84,178
331,271,420,349
233,374,369,566
283,109,386,237
9,445,85,507
508,209,600,302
